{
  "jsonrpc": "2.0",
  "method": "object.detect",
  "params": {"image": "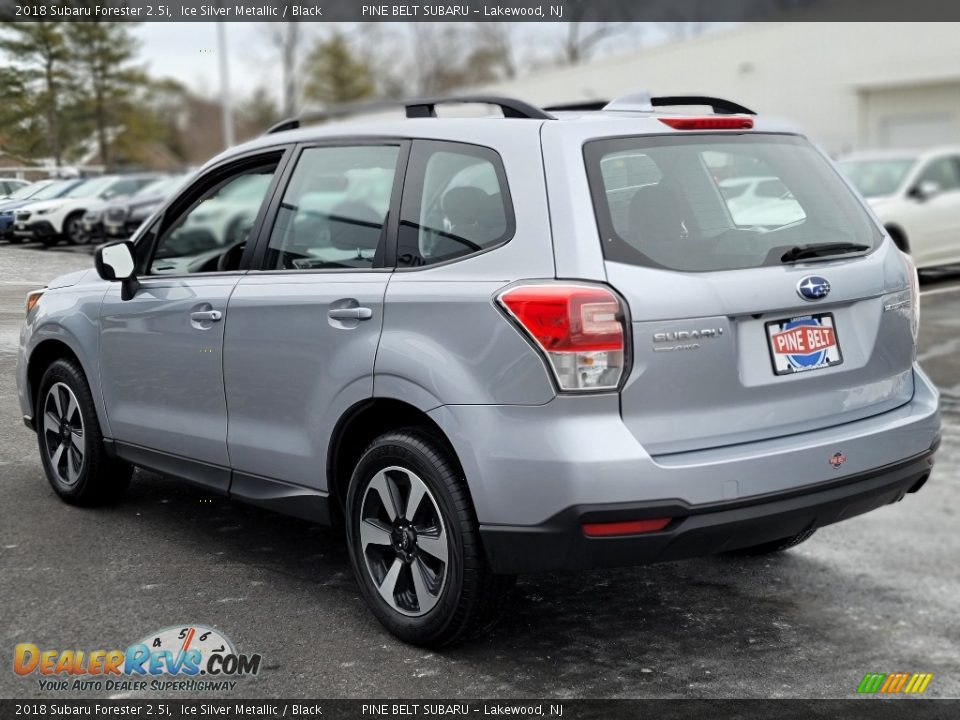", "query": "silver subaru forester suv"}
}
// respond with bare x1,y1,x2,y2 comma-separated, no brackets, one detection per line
17,94,940,647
